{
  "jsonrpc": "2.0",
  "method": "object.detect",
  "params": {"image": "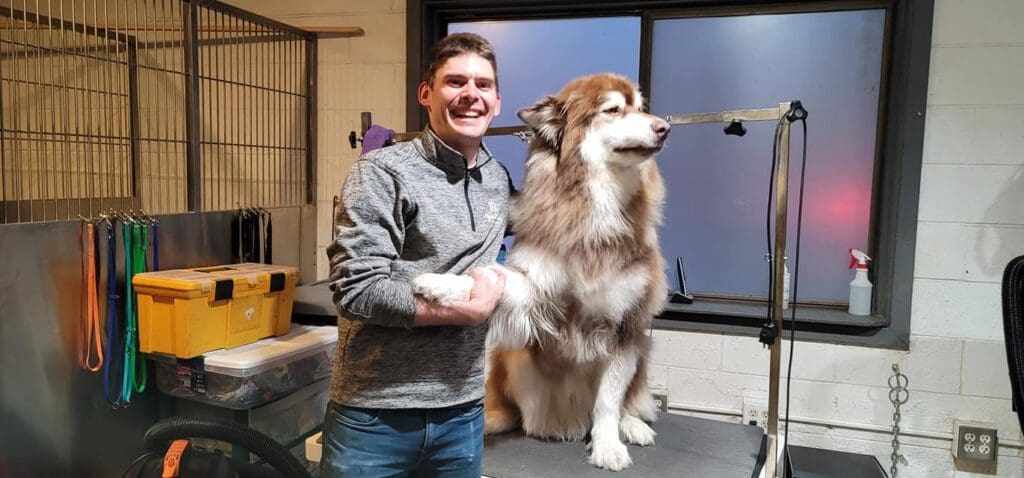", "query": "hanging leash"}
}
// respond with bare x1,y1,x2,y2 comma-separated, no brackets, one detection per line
102,217,124,407
263,208,273,264
133,221,148,273
120,219,135,406
131,221,149,392
121,221,148,404
151,220,160,271
79,219,103,372
232,207,243,263
259,208,266,263
246,207,259,262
